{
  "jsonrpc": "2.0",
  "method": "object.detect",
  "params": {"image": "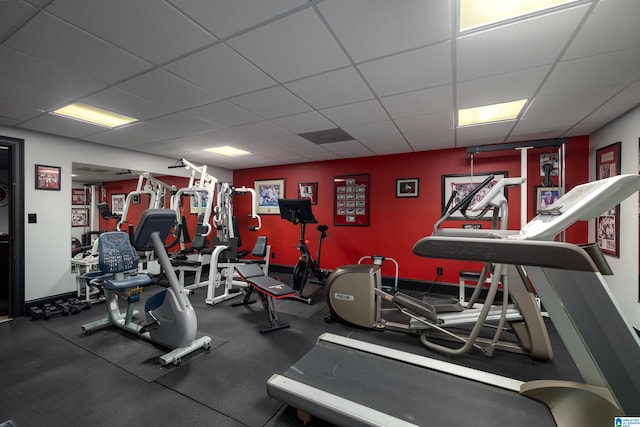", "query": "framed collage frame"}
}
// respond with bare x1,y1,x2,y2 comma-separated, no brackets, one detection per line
334,174,369,226
35,164,61,191
441,172,507,219
596,142,621,256
71,208,88,227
